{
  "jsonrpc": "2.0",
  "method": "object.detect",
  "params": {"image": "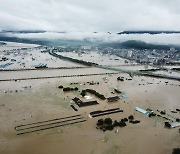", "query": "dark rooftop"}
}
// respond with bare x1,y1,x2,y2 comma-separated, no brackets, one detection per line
107,96,120,102
72,97,99,107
